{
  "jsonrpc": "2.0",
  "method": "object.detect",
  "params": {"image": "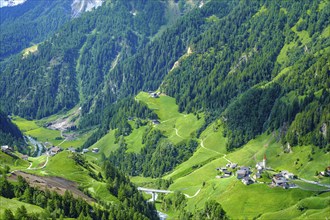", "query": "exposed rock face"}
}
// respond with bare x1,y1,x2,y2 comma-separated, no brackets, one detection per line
71,0,104,17
0,0,27,8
